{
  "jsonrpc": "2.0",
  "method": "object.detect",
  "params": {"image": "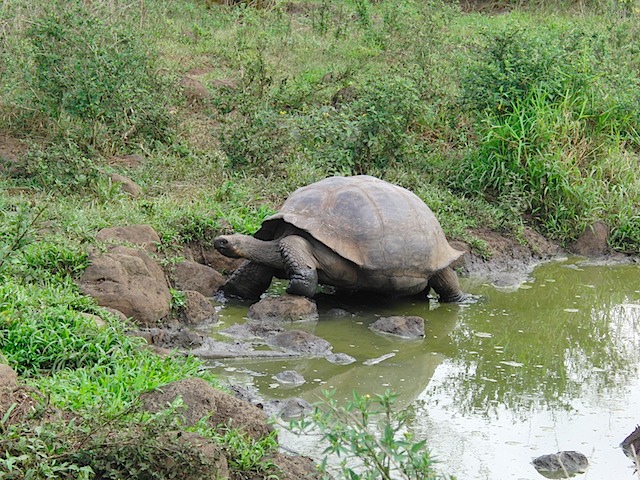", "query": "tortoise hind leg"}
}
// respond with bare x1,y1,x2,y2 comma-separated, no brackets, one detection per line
428,267,467,303
221,261,275,301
